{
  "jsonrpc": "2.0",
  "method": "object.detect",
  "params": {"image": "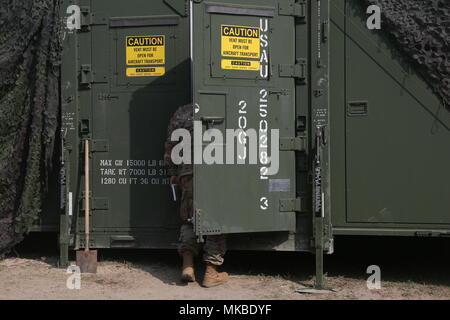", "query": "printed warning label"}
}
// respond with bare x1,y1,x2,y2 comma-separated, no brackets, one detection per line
126,35,165,66
220,25,260,71
221,59,260,71
221,25,260,59
126,67,165,77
